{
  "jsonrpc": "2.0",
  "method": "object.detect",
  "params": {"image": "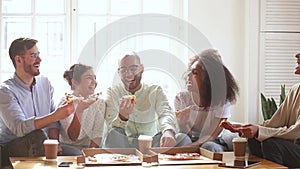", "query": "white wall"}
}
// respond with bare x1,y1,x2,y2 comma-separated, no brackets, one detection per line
187,0,260,123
